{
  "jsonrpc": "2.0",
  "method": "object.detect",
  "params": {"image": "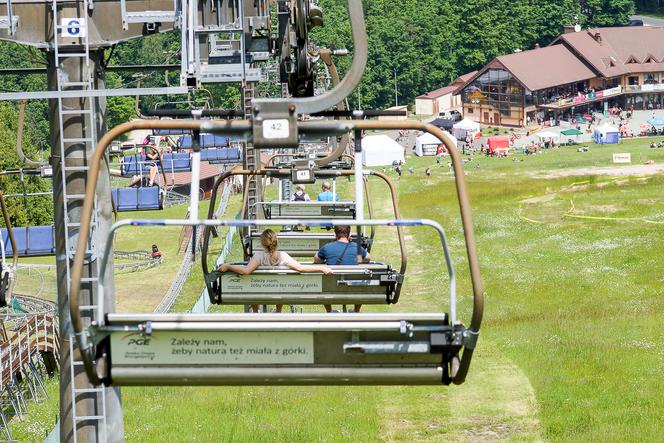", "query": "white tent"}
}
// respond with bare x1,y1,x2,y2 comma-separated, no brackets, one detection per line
536,130,559,140
361,135,405,166
415,131,457,156
595,122,619,135
452,117,481,139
